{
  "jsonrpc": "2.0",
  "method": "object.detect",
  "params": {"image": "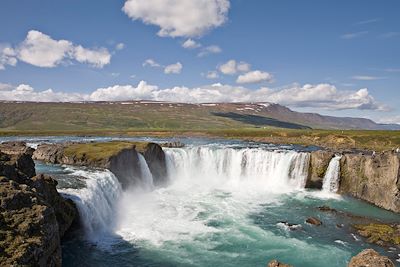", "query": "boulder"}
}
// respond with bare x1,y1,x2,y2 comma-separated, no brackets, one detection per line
306,217,322,226
339,152,400,213
267,260,293,267
348,249,394,267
